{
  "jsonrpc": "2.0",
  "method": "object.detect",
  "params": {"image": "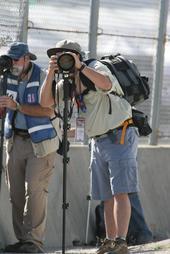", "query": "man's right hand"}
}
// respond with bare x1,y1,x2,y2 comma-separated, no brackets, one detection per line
0,107,6,118
47,55,59,74
0,96,17,111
